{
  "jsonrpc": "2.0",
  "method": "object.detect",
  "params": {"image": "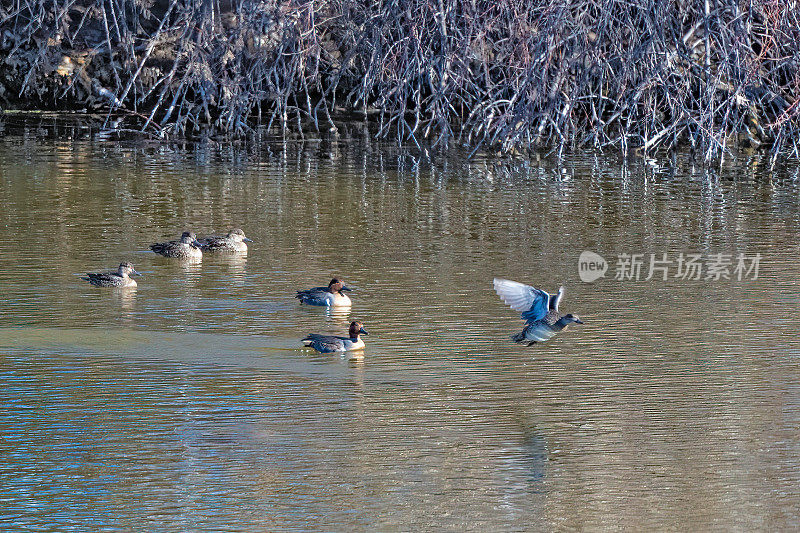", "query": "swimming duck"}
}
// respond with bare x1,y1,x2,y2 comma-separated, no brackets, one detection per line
83,262,139,288
296,278,352,307
198,228,252,253
150,231,203,260
493,278,583,345
302,321,368,353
